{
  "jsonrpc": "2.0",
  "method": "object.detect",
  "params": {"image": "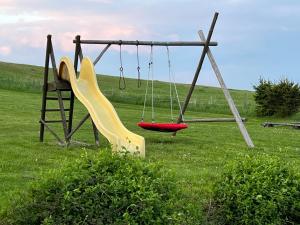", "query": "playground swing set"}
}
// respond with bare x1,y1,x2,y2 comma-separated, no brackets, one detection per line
39,12,254,157
137,45,188,132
